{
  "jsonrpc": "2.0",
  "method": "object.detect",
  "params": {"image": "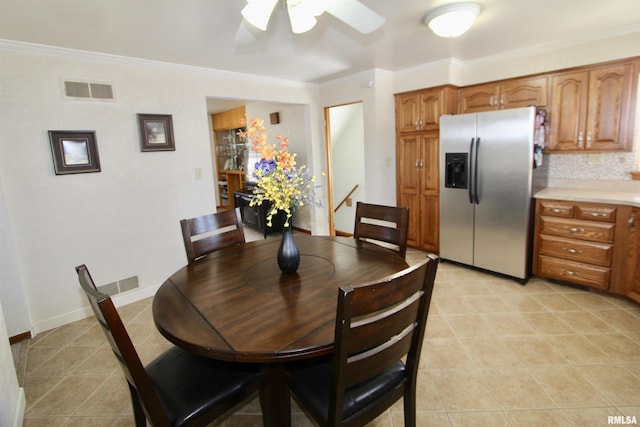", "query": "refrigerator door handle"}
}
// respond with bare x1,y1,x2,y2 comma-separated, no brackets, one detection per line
468,138,475,204
474,137,481,204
